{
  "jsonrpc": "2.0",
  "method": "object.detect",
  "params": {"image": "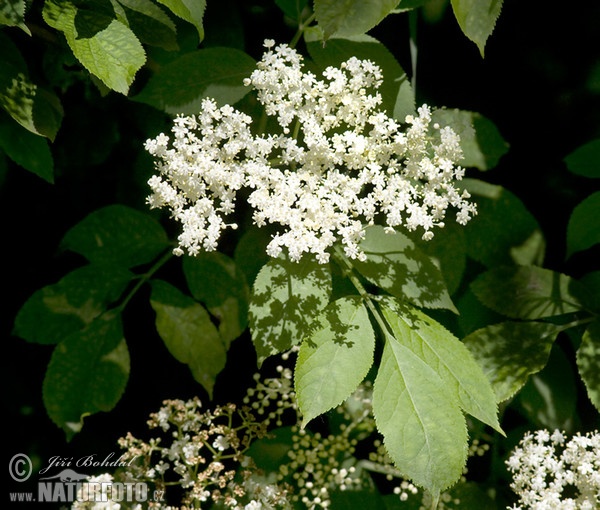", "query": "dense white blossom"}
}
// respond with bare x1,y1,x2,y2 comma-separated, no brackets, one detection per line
505,429,600,509
145,40,476,263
